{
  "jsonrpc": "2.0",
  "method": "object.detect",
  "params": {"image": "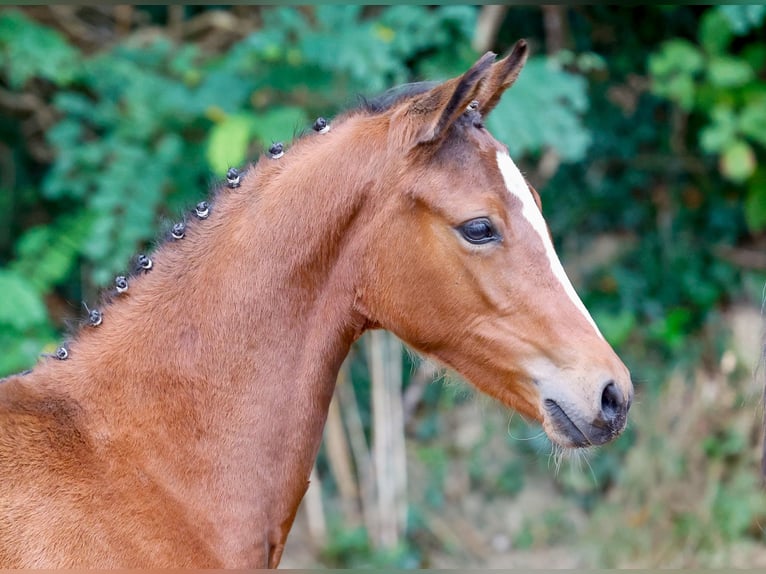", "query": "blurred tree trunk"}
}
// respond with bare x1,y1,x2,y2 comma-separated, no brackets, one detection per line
367,331,408,549
473,5,508,53
304,466,327,549
324,385,361,526
336,363,378,544
542,5,569,55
